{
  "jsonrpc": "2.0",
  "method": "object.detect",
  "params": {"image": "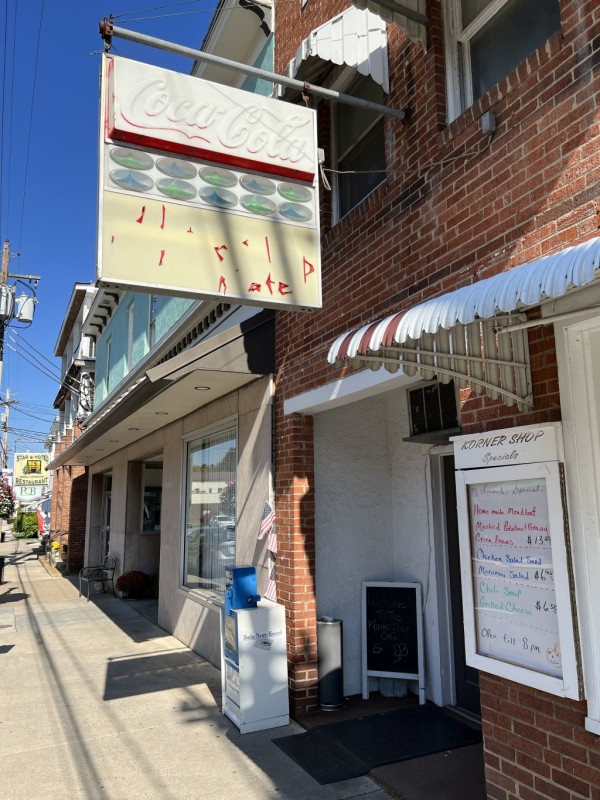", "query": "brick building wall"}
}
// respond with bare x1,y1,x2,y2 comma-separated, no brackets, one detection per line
49,424,87,573
67,470,88,573
273,411,317,712
50,430,73,540
273,0,600,795
481,673,600,800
